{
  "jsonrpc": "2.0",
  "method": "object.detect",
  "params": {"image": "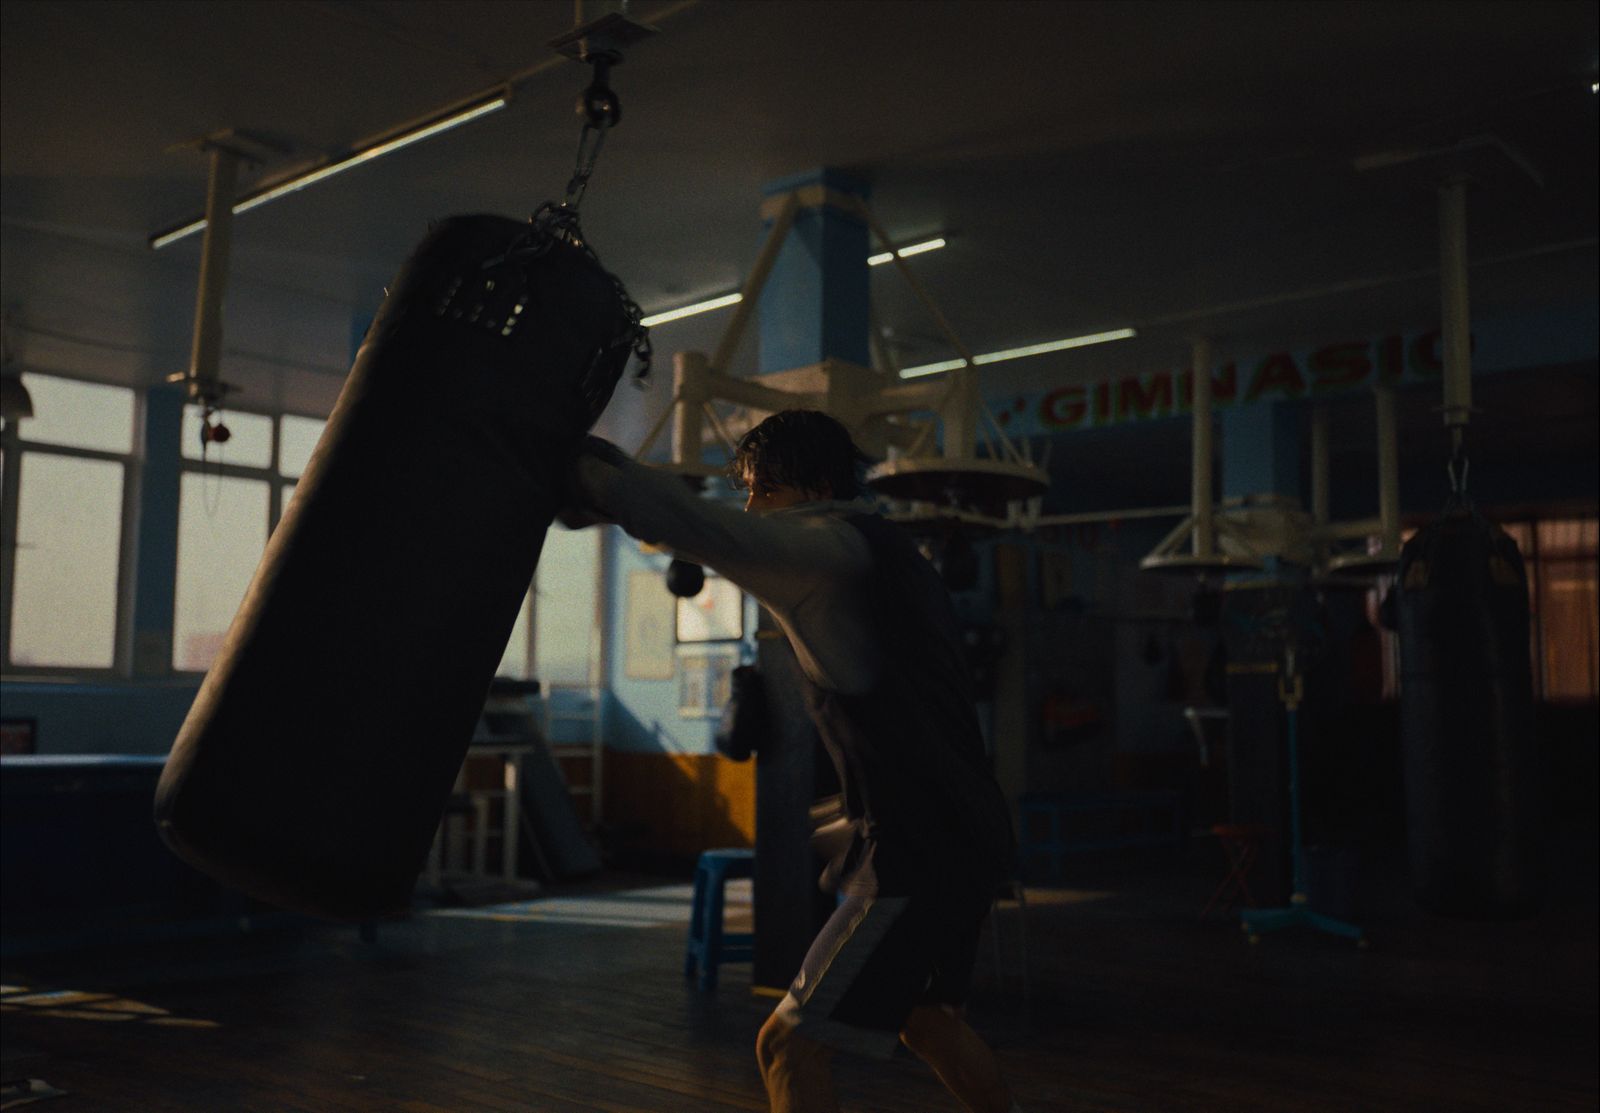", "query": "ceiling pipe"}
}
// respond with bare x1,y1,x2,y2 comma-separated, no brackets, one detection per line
1325,381,1403,575
1190,336,1216,558
1309,403,1330,534
165,136,252,409
1440,175,1473,451
1376,383,1401,556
